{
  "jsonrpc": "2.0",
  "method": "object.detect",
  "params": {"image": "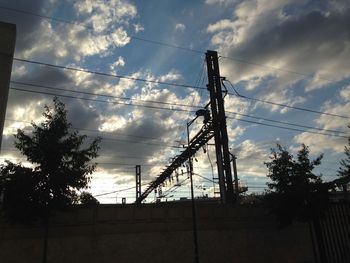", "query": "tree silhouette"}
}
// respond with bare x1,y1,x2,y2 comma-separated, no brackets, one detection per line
0,98,101,262
337,127,350,190
265,144,328,226
79,191,100,205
